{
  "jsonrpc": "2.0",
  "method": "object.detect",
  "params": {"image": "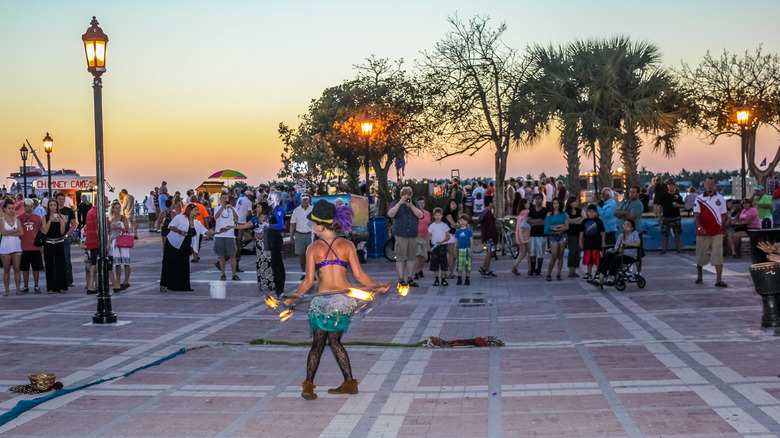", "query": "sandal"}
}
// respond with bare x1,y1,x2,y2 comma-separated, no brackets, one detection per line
220,275,227,281
511,268,521,276
232,275,241,281
694,279,703,284
556,275,562,281
3,292,9,296
715,281,728,288
546,275,552,281
160,286,168,293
